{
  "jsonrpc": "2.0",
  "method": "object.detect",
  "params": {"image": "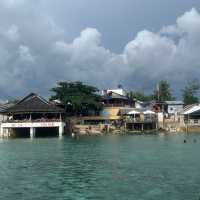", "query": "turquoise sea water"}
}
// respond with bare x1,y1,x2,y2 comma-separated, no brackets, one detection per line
0,134,200,200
